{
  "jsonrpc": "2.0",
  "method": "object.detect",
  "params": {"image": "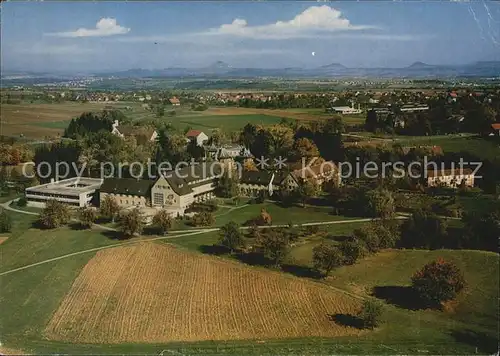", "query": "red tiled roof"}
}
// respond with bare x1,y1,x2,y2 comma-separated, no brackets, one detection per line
186,129,203,137
169,97,180,104
491,123,500,130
